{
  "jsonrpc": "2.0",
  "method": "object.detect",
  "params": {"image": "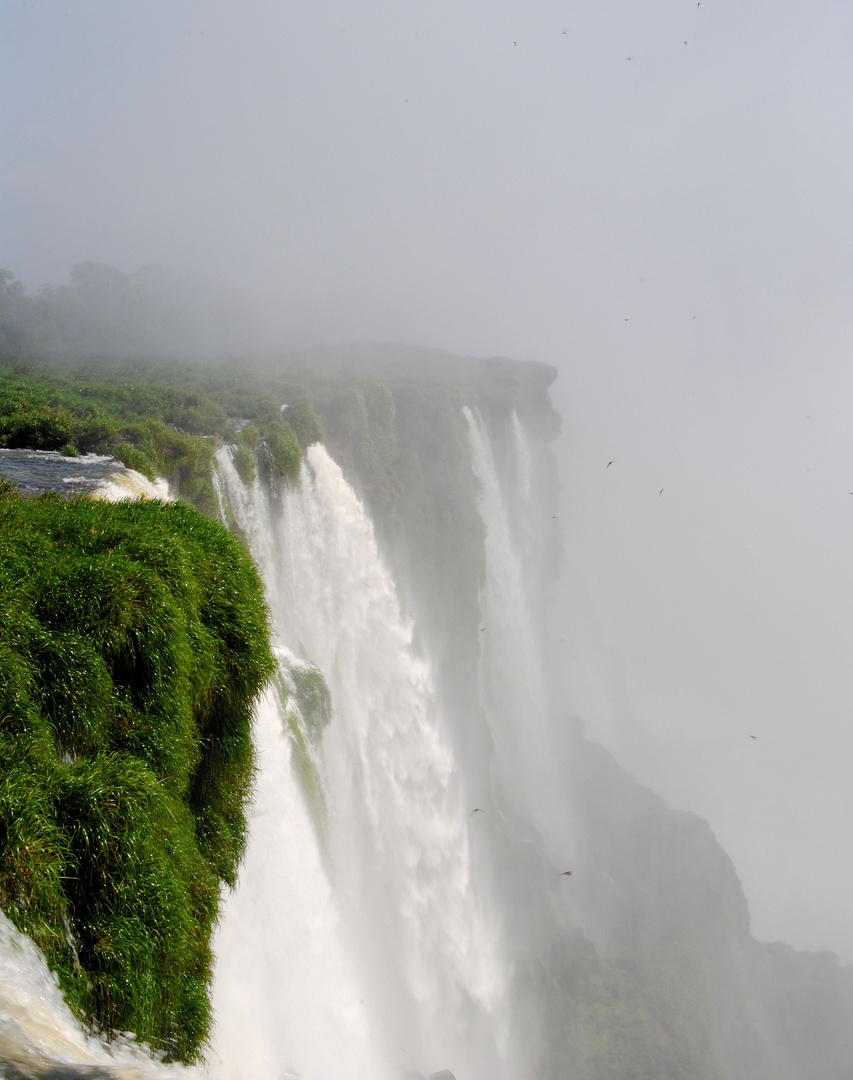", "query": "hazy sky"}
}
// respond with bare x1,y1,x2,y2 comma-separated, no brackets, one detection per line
4,0,853,959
